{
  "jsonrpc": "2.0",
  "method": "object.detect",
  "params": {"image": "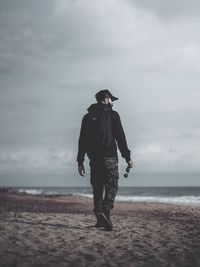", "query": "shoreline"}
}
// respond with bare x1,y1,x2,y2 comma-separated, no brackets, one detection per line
1,190,200,215
1,186,200,207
